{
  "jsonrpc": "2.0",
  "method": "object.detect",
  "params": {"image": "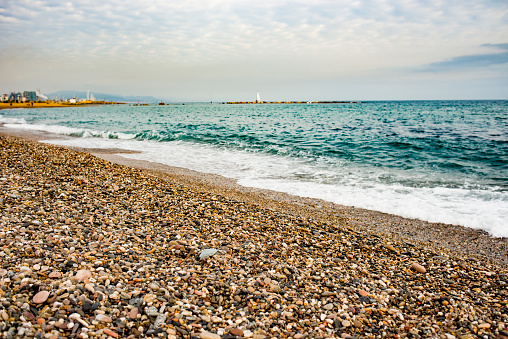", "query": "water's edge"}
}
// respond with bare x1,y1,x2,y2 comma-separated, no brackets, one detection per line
2,125,507,266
